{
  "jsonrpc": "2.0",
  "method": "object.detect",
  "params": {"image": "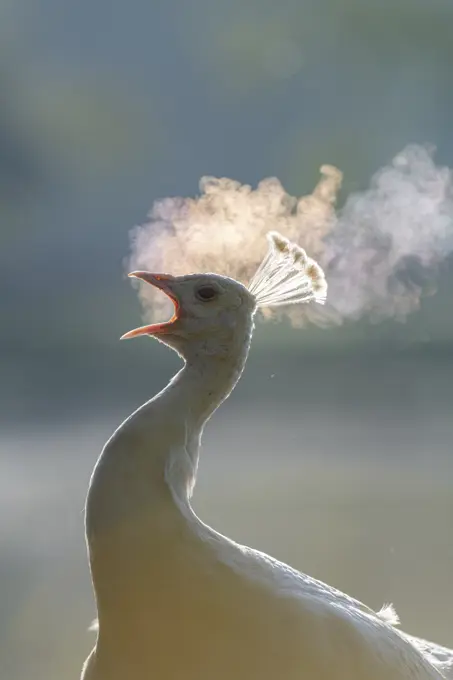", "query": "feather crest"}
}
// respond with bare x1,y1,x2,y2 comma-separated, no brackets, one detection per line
248,231,327,307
